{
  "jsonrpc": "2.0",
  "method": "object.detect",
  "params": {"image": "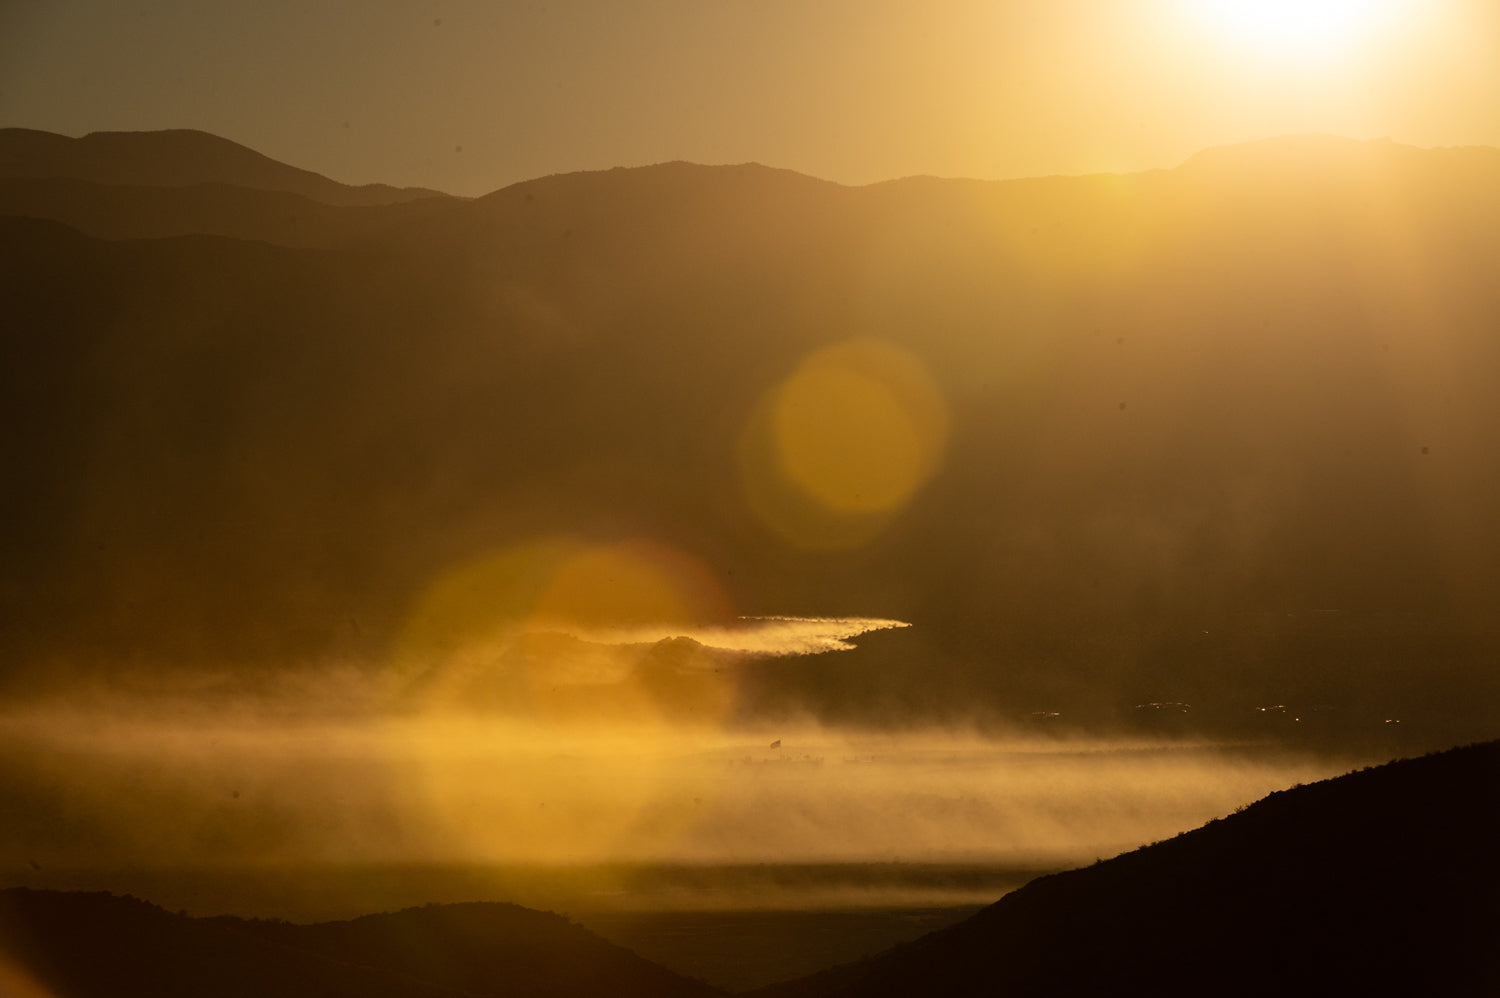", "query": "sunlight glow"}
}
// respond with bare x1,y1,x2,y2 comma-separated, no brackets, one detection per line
1184,0,1409,60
